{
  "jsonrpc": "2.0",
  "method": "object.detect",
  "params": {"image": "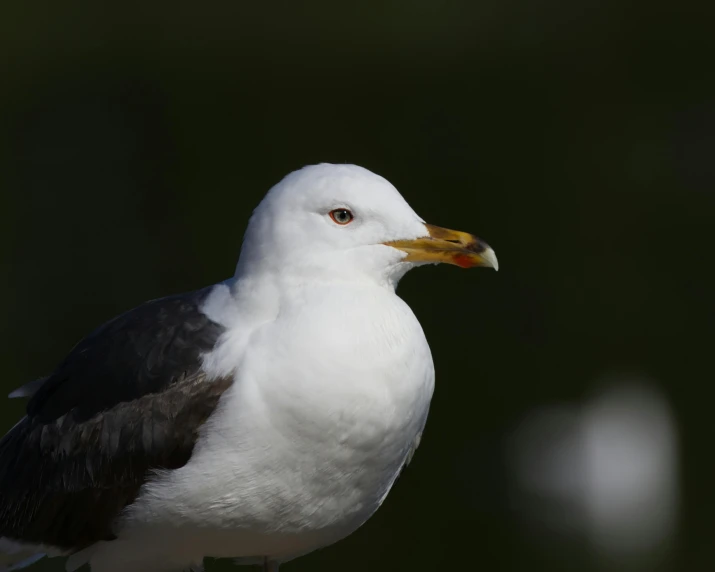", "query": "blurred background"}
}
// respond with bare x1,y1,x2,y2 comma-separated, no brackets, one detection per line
1,1,713,570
